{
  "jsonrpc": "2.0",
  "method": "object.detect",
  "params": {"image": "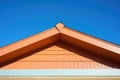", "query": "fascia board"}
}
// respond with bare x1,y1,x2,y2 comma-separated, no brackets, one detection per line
0,27,60,64
60,27,120,62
